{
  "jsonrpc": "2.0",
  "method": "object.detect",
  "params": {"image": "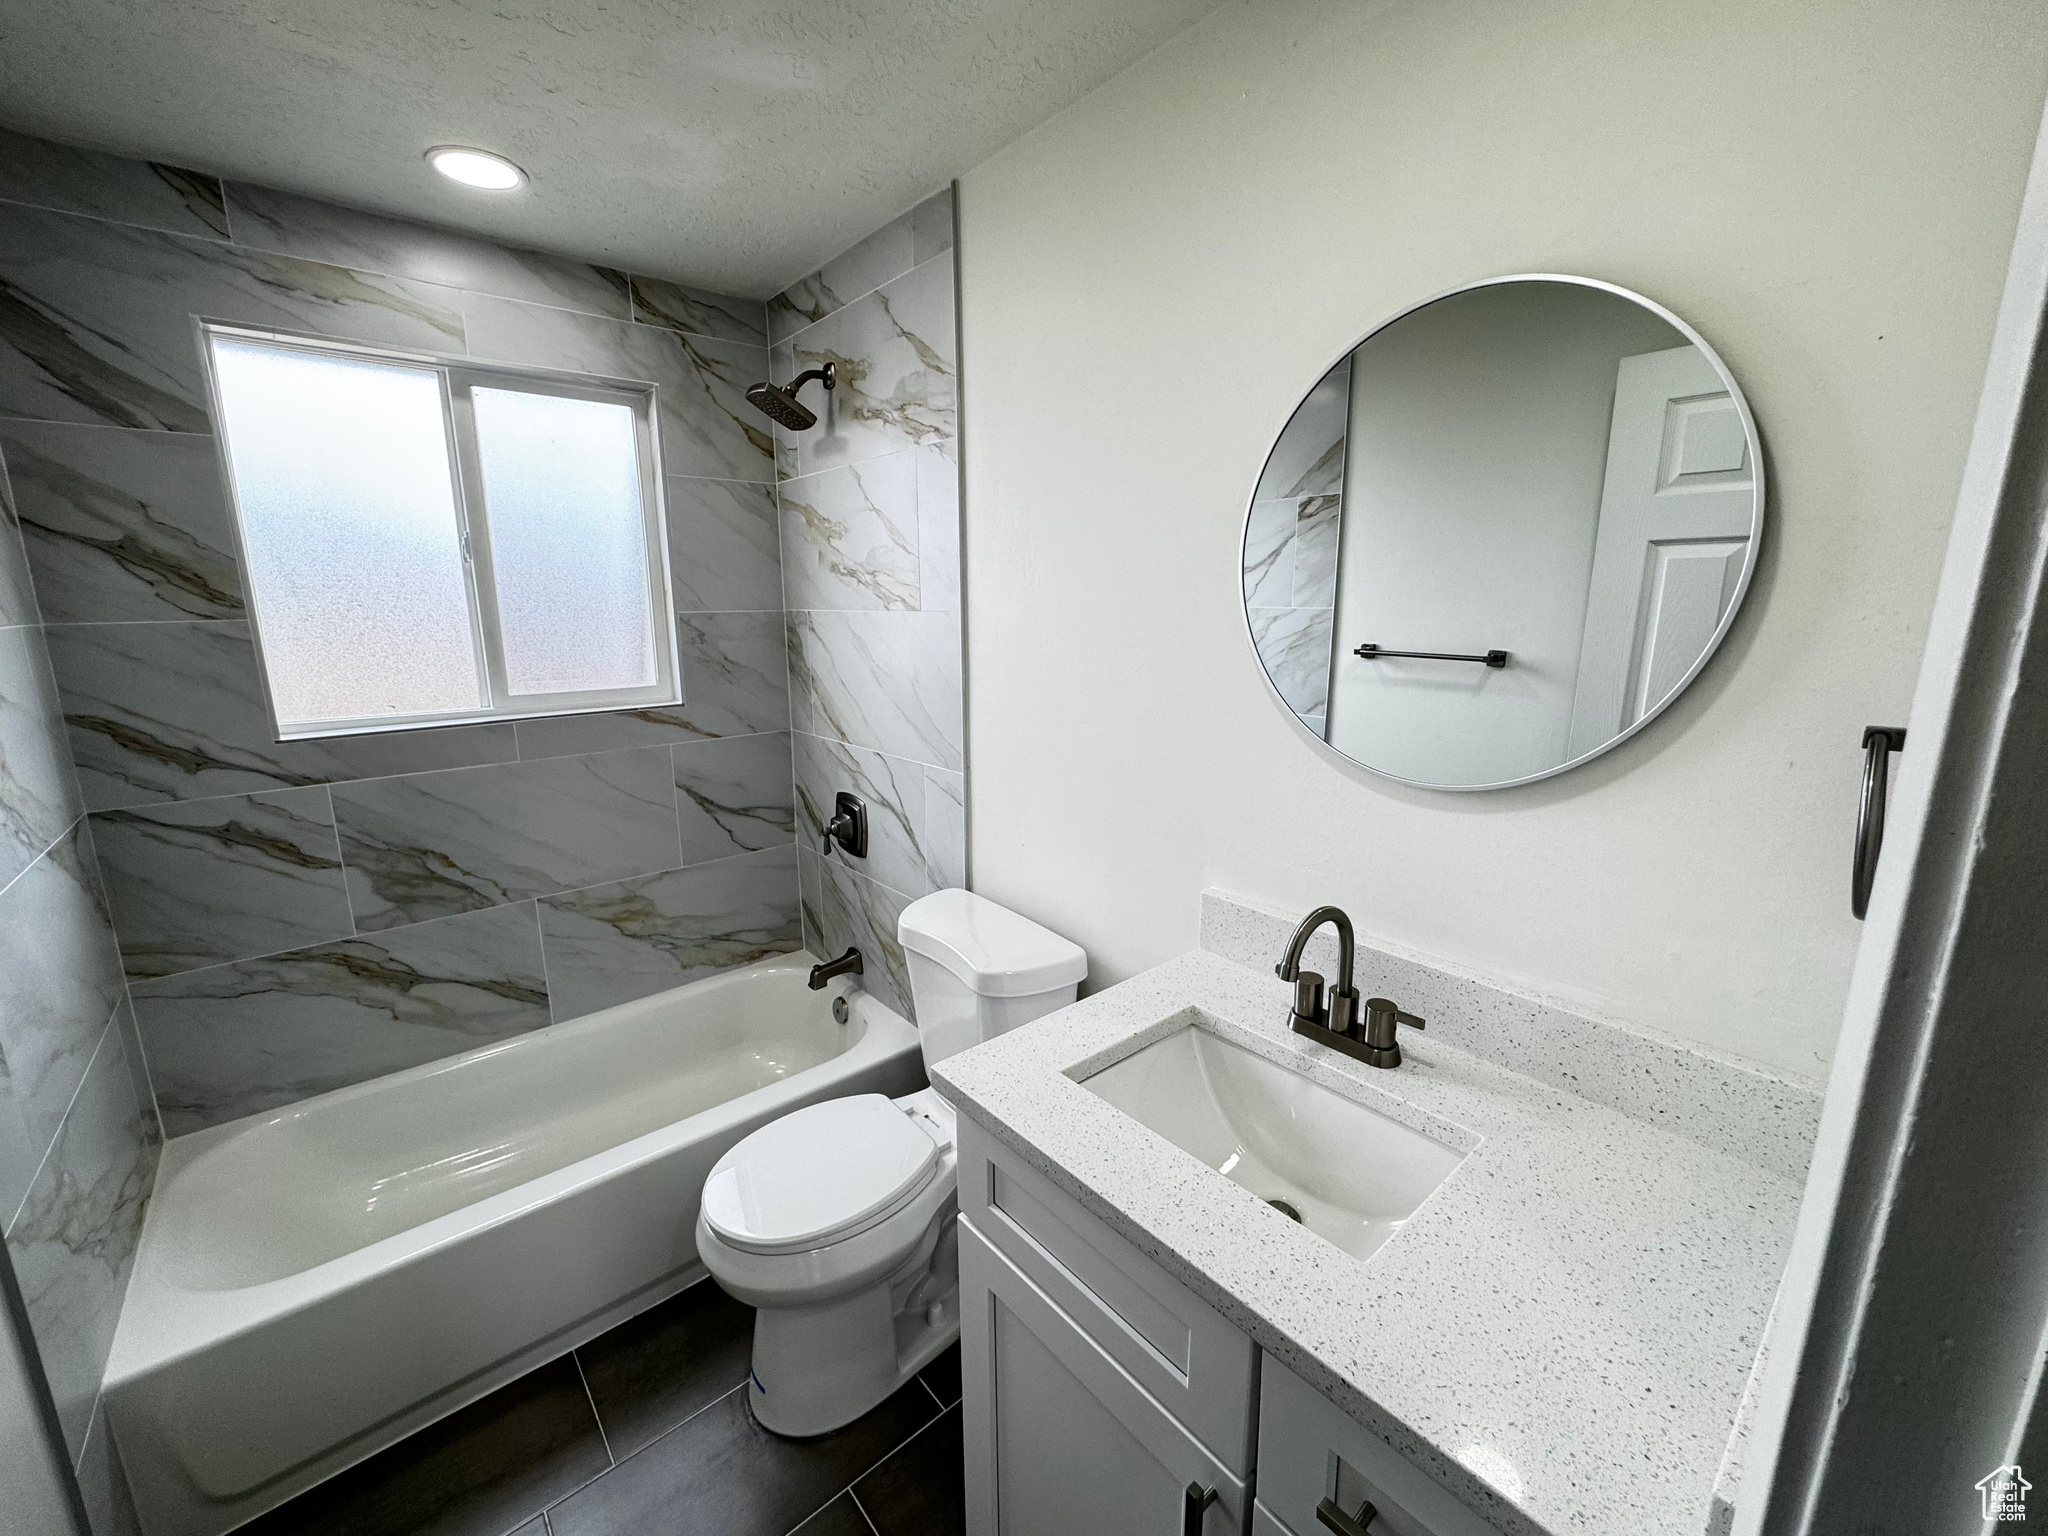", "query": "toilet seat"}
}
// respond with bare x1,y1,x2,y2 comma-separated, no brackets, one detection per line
702,1095,941,1256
